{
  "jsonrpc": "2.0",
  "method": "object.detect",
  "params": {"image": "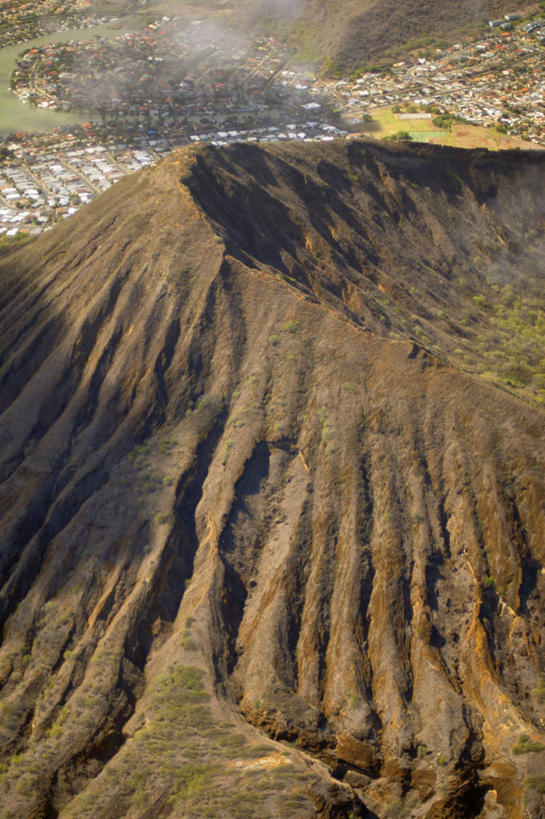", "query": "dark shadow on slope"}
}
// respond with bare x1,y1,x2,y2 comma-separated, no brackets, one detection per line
216,440,271,675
